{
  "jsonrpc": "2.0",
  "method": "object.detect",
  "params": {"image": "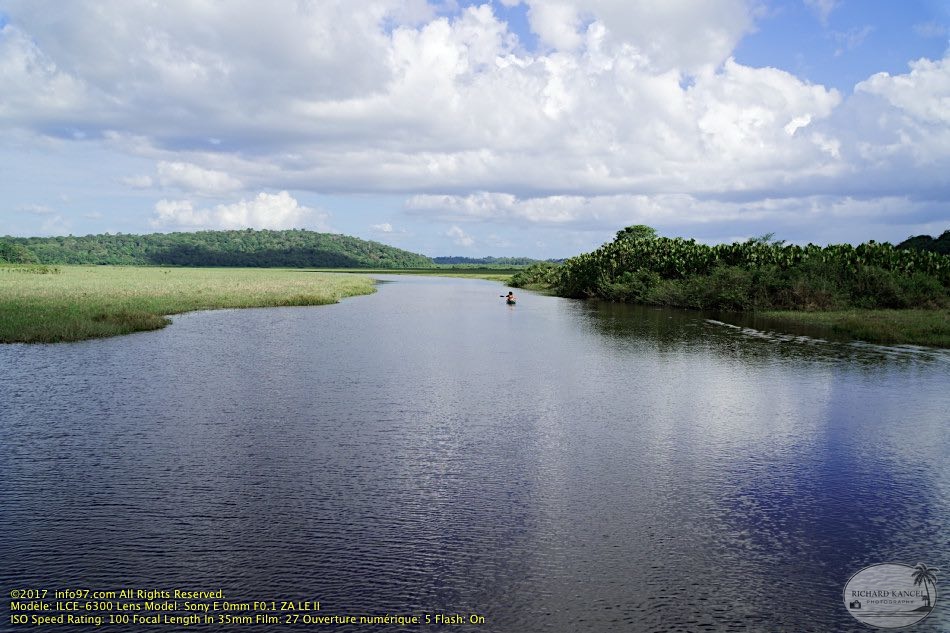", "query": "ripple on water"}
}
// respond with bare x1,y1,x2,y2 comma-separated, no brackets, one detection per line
1,277,948,632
